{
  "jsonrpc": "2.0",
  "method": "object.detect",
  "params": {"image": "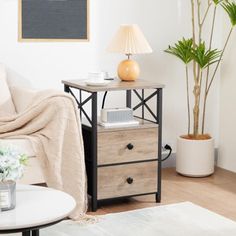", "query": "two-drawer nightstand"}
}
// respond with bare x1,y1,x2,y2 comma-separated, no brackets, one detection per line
62,79,164,211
